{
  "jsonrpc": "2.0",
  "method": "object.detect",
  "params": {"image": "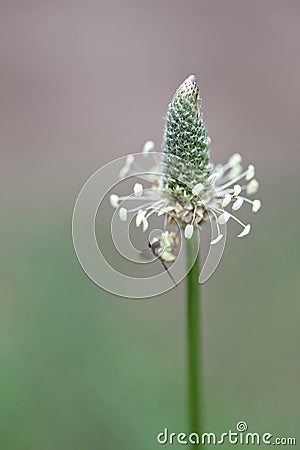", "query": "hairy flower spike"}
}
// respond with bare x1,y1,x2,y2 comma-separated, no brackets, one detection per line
110,75,261,250
163,75,212,199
